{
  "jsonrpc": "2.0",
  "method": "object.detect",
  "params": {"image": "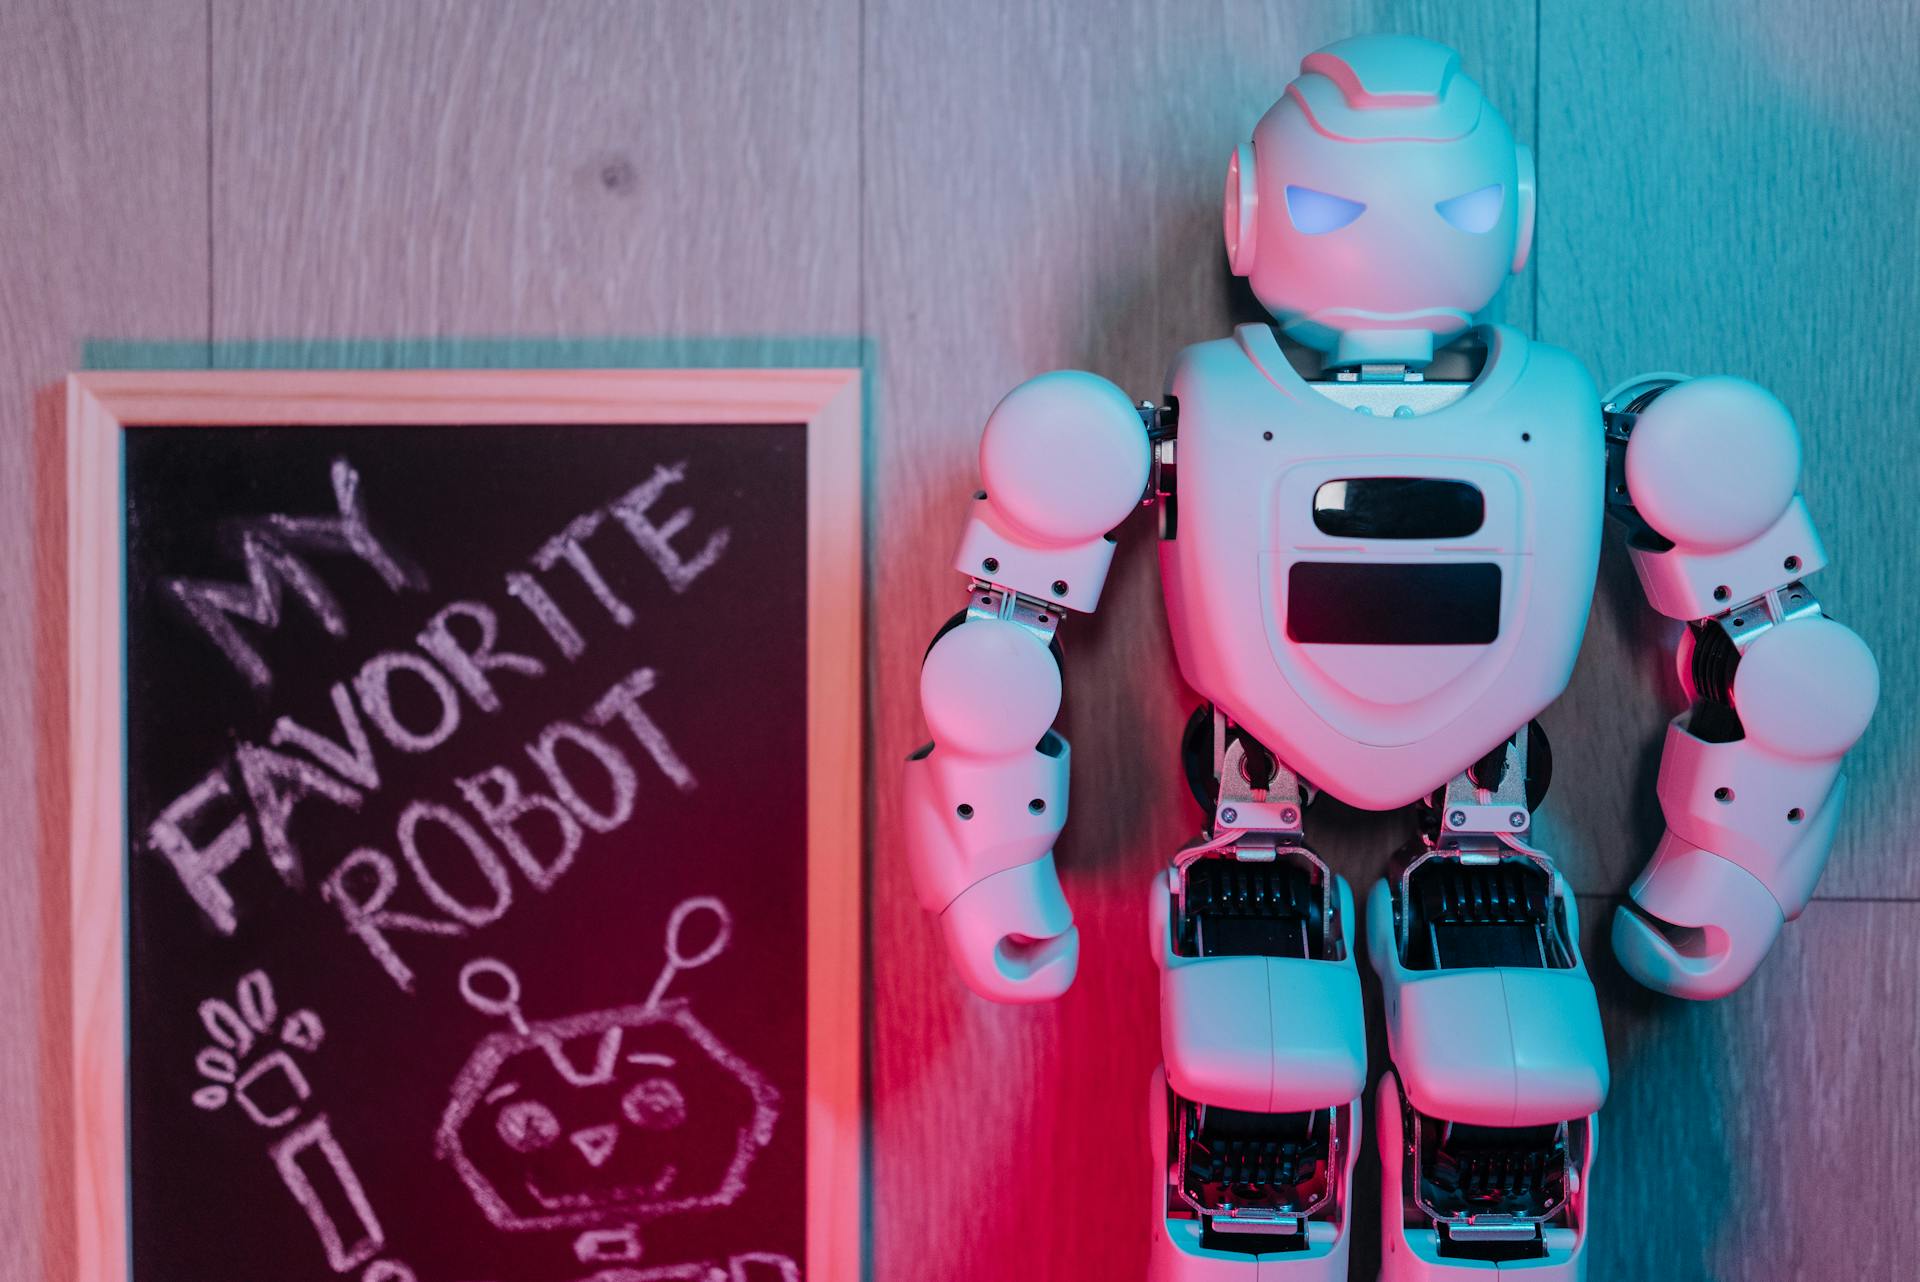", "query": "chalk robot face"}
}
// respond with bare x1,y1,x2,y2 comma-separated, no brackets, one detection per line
437,904,779,1237
441,1004,777,1231
1225,34,1536,367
